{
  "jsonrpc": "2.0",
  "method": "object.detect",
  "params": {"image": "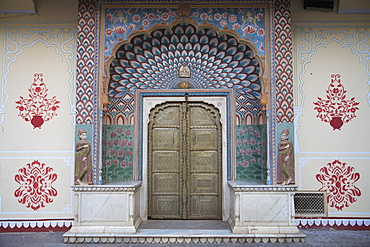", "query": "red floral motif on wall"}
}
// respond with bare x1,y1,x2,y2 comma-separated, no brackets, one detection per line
15,73,60,129
14,160,58,211
313,74,359,130
316,160,361,211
